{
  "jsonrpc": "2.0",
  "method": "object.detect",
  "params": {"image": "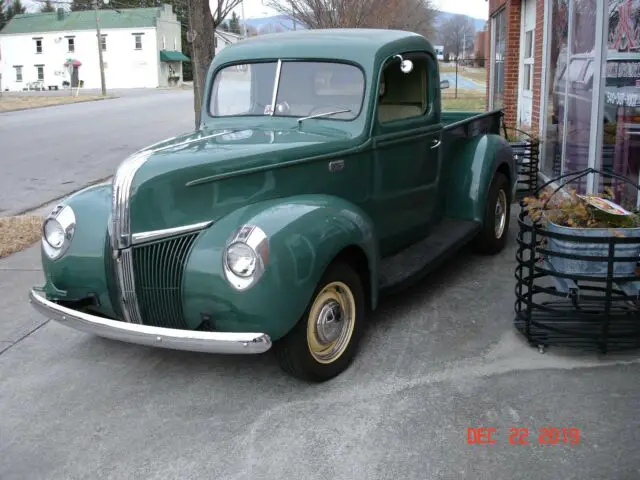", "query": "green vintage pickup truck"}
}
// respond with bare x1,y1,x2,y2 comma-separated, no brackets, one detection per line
29,29,515,381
